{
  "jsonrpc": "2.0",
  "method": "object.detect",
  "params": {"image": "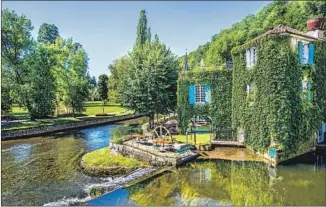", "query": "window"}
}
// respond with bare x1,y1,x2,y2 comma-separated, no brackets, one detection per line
303,44,309,64
195,85,206,104
298,41,315,65
246,84,254,94
246,84,255,107
302,79,312,102
246,47,257,69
